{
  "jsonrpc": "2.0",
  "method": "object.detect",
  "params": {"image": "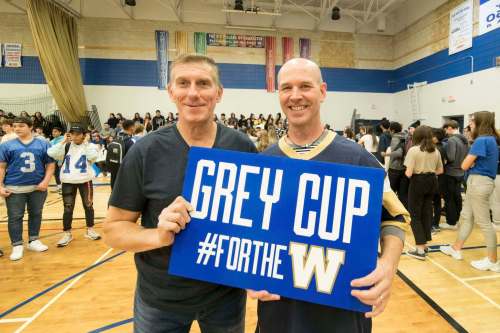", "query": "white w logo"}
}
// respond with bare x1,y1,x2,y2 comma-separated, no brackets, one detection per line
289,242,345,294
